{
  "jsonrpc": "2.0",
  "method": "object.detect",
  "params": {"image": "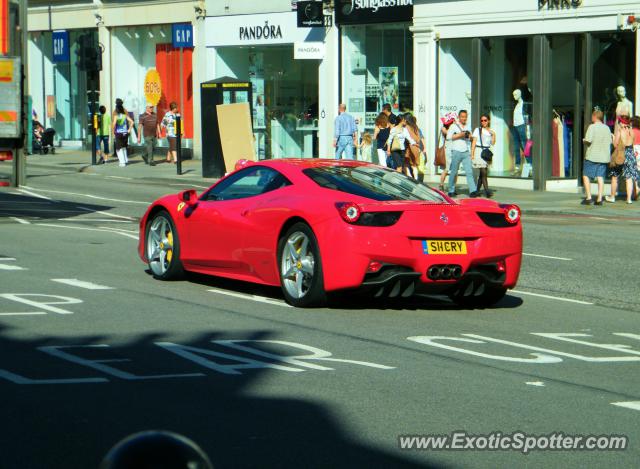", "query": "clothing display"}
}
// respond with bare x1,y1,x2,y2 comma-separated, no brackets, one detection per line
551,117,565,178
511,124,527,166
